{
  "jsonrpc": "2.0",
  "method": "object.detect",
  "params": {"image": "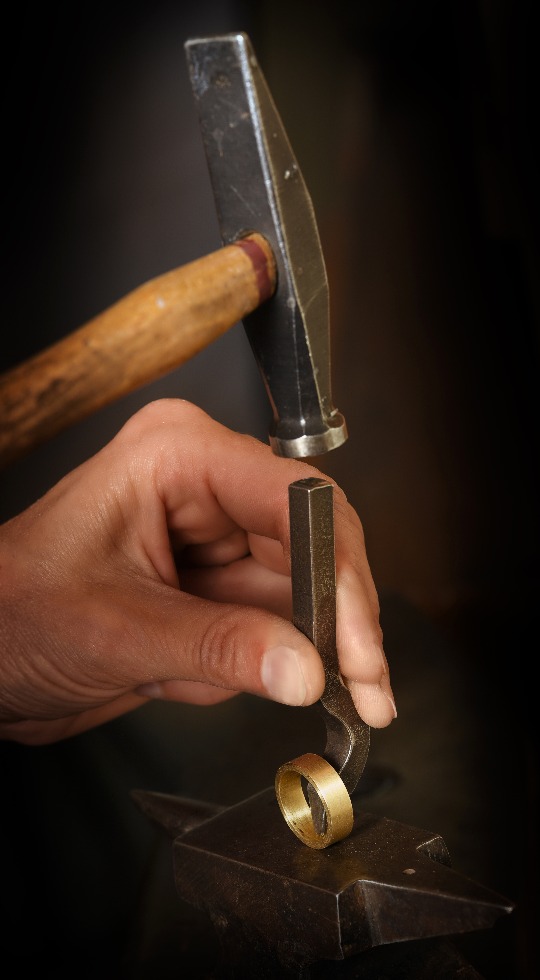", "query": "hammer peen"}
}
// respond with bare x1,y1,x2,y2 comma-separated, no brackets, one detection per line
0,33,347,469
